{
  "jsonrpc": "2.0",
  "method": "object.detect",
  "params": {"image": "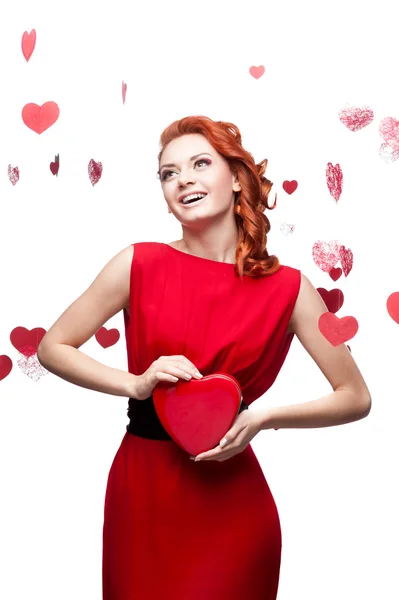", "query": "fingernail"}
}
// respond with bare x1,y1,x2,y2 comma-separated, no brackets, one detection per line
195,371,203,378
